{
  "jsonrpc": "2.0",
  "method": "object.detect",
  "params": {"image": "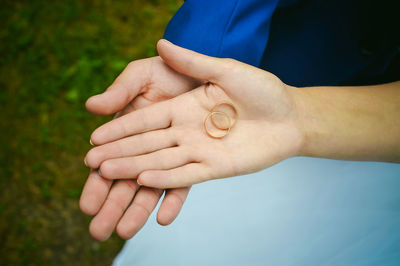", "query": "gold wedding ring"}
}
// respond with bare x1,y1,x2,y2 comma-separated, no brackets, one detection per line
204,102,238,139
210,102,238,129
